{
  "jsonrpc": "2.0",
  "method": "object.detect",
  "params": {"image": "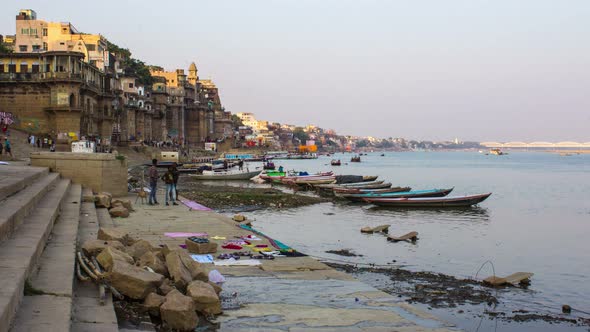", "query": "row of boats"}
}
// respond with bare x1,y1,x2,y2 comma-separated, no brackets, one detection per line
256,171,491,208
